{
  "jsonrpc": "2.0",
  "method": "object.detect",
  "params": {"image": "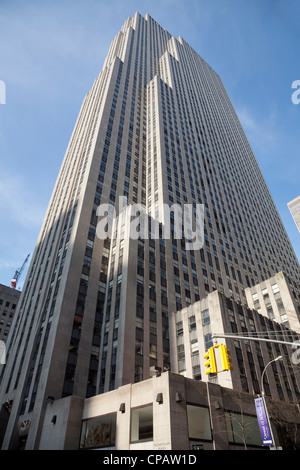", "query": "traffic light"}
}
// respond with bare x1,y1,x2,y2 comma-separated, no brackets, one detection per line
203,347,217,375
219,344,233,371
